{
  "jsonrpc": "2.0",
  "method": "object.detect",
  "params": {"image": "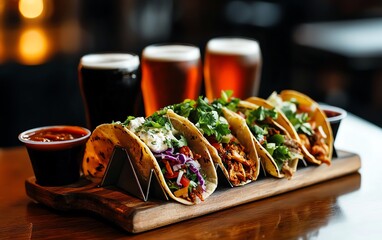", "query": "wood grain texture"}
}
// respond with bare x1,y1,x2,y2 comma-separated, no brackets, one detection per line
25,150,361,233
